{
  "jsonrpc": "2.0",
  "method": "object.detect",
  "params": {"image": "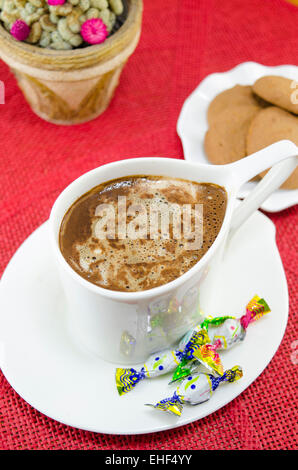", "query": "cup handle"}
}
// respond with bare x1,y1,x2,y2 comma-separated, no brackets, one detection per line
223,140,298,238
